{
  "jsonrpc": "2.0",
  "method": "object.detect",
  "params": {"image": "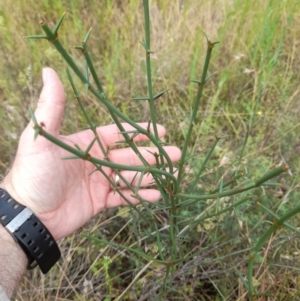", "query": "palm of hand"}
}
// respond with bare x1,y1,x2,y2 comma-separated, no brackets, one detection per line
3,68,180,240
